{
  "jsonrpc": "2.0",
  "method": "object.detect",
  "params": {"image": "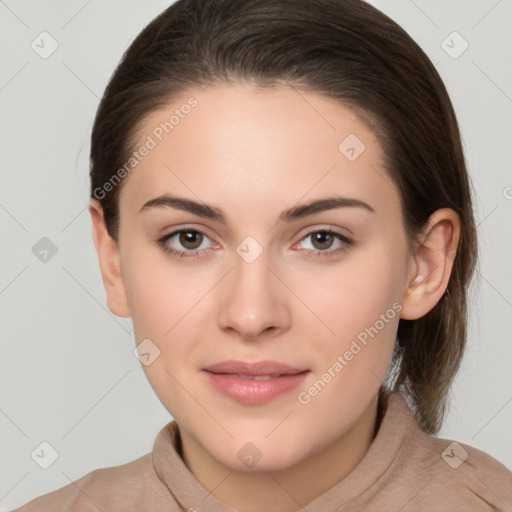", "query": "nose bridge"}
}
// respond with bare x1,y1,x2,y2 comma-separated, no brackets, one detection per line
217,238,290,339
